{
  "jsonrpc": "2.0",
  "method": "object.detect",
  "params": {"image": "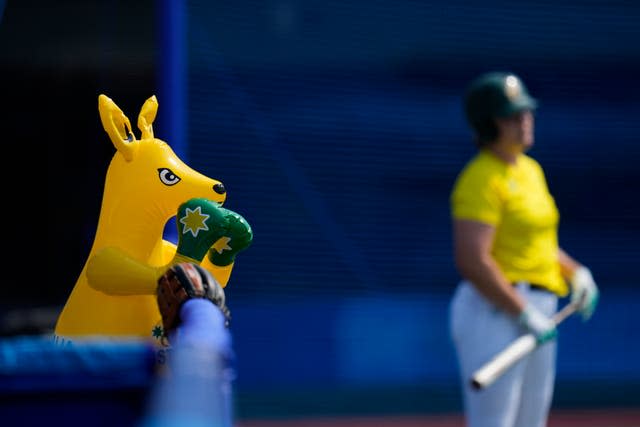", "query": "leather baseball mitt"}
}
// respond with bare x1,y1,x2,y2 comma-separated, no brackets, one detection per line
157,262,231,336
